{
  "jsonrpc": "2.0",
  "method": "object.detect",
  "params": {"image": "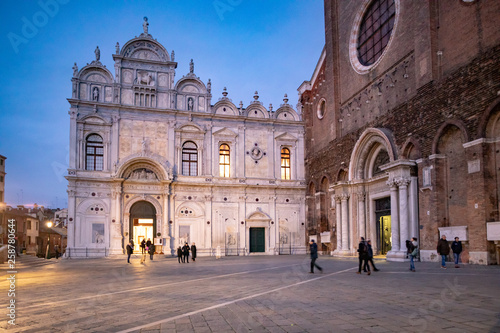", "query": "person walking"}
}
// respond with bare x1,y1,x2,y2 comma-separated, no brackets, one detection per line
55,245,60,259
451,237,463,268
437,235,450,269
357,237,370,275
146,238,152,250
148,243,155,261
309,239,323,273
177,246,184,263
140,239,146,254
182,242,190,263
191,242,197,262
408,237,418,272
140,246,147,264
126,241,133,264
366,240,379,272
